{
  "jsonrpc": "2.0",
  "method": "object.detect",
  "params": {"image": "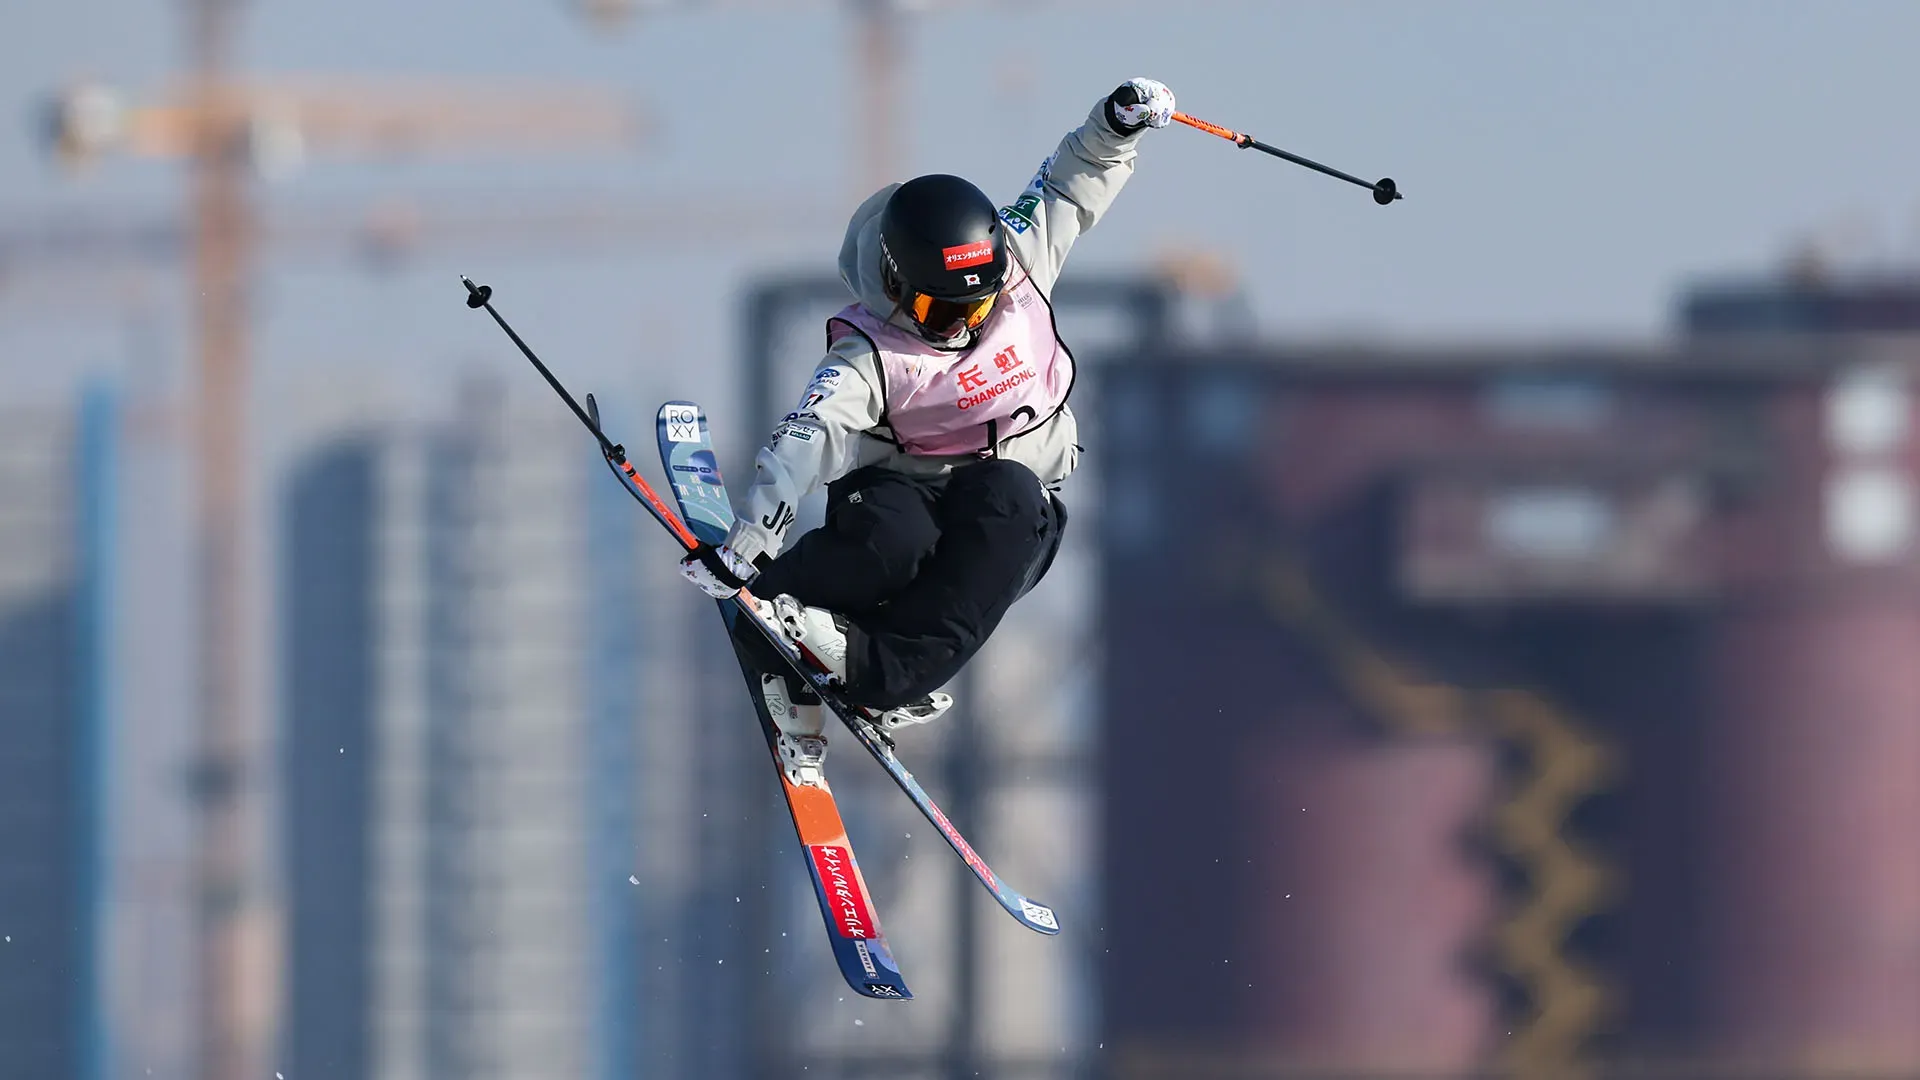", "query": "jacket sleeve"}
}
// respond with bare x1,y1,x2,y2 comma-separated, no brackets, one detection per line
720,335,883,568
996,94,1148,295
